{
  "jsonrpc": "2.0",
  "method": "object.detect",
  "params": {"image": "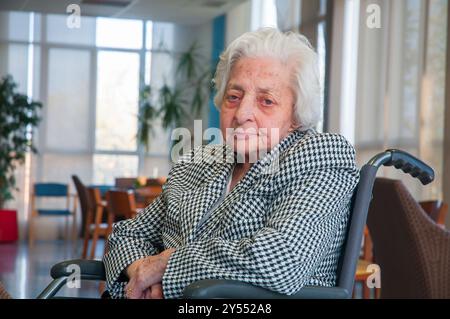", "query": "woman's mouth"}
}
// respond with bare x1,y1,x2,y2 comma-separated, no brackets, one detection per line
232,128,259,140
